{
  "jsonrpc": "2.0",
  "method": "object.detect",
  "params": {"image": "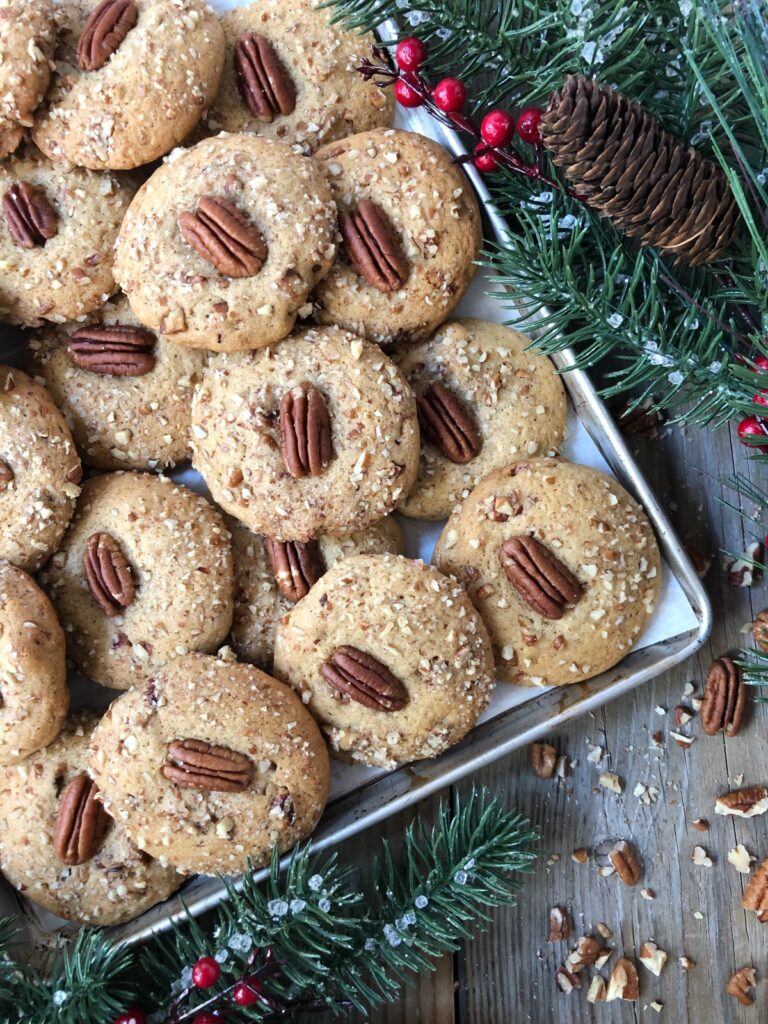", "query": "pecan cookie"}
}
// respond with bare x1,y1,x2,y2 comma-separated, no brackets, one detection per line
312,129,482,346
41,472,234,690
89,652,330,875
394,318,568,520
0,366,81,572
0,564,68,765
0,713,180,925
32,0,224,170
191,326,419,539
114,134,337,351
433,458,662,686
230,515,404,670
27,294,206,471
273,553,495,769
0,0,56,158
0,146,135,326
204,0,393,154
